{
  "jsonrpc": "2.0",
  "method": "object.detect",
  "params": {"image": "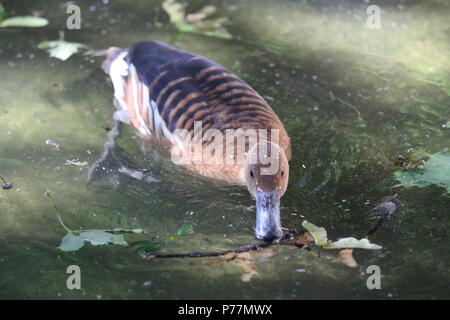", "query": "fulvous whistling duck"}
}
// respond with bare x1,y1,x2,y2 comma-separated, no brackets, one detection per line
100,41,291,242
